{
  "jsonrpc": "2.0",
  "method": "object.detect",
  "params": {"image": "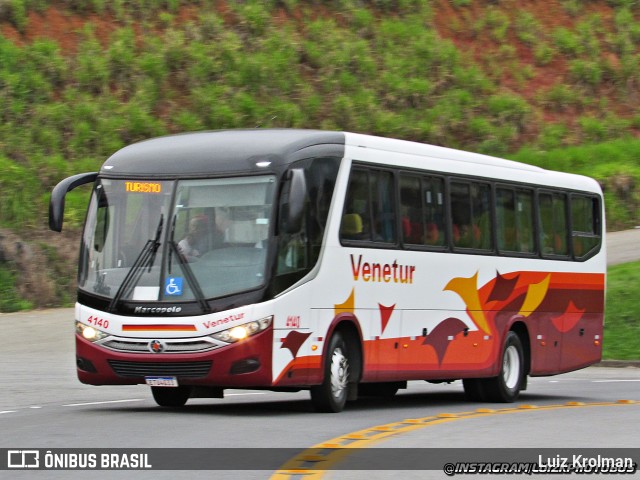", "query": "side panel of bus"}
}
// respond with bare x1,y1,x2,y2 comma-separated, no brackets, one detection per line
271,146,605,387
